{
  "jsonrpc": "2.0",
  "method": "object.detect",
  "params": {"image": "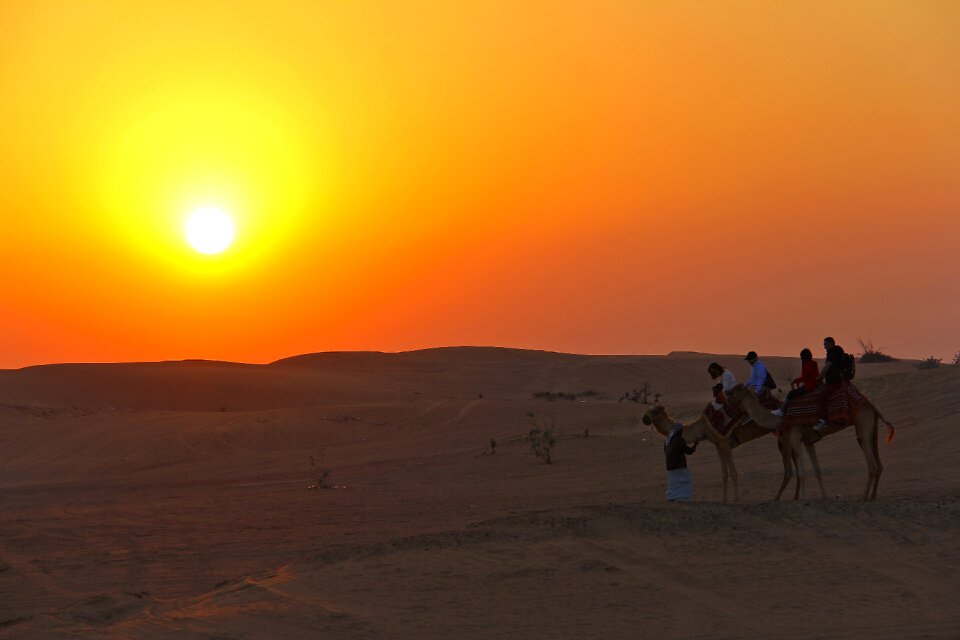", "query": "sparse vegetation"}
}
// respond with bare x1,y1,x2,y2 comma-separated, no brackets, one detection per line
917,356,942,370
857,337,897,363
308,448,333,490
953,351,960,366
526,416,557,464
533,390,603,402
534,391,576,401
619,382,661,404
